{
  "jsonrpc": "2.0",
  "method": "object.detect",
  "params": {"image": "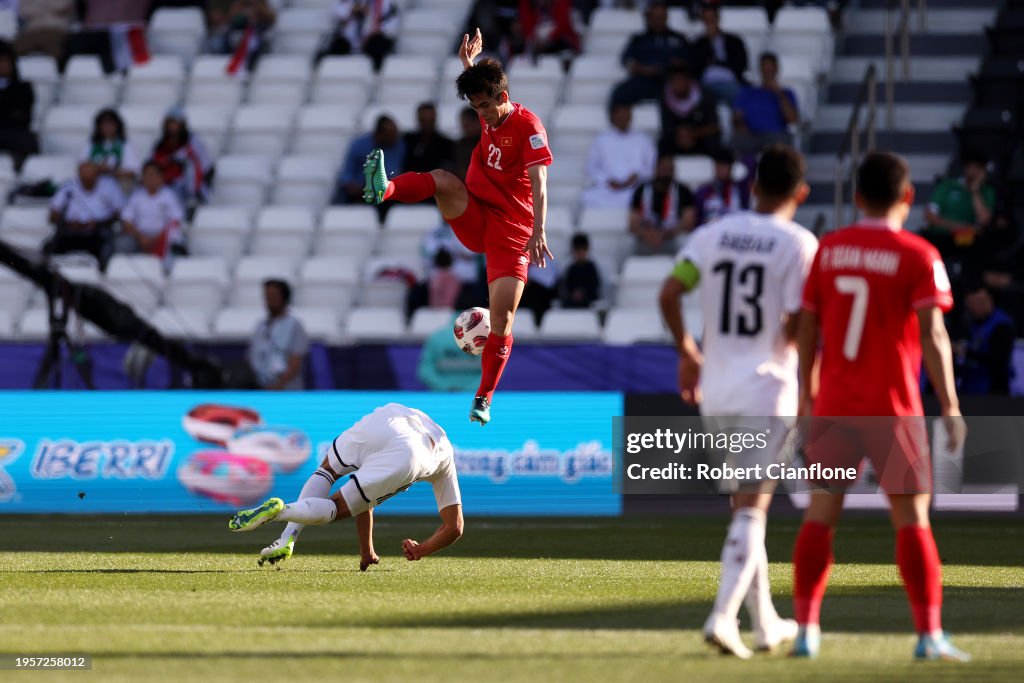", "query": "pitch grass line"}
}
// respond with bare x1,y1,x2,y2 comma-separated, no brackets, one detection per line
0,516,1021,683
